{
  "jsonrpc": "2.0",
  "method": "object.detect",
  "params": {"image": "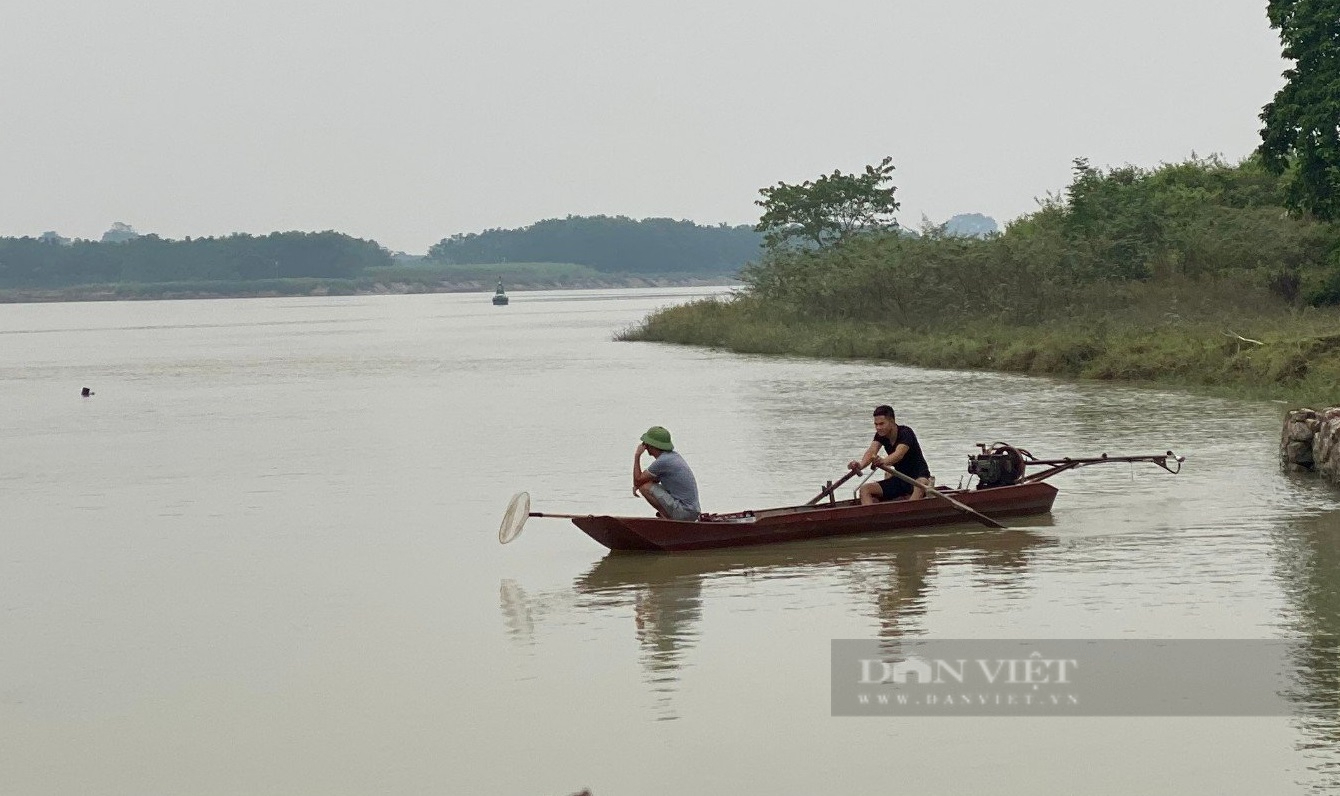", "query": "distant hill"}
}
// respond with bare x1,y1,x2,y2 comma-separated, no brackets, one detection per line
944,213,999,238
428,215,763,275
